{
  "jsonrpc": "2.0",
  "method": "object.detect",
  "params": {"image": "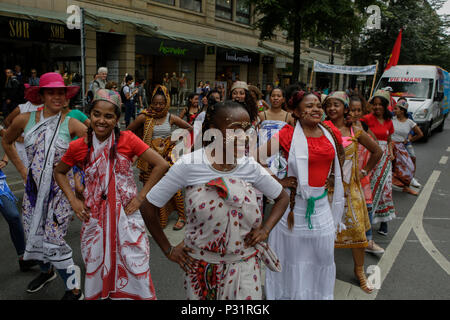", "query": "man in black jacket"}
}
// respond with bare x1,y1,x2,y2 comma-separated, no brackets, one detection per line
2,69,25,118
